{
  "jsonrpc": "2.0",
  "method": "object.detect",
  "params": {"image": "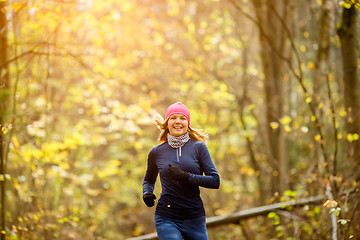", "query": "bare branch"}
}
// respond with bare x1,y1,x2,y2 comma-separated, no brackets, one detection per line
227,0,292,65
0,49,36,68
